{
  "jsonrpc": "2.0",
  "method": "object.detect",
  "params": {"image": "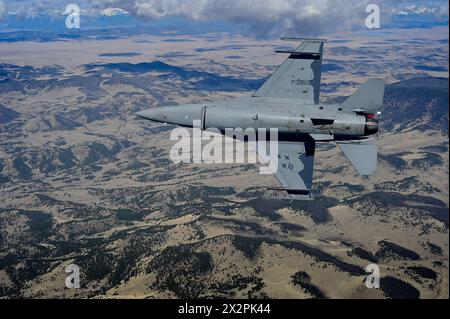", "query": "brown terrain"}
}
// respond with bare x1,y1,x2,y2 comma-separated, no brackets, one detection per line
0,26,448,299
